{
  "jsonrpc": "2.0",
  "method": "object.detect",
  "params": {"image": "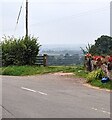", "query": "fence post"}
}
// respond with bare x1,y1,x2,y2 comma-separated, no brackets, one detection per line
43,54,47,67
